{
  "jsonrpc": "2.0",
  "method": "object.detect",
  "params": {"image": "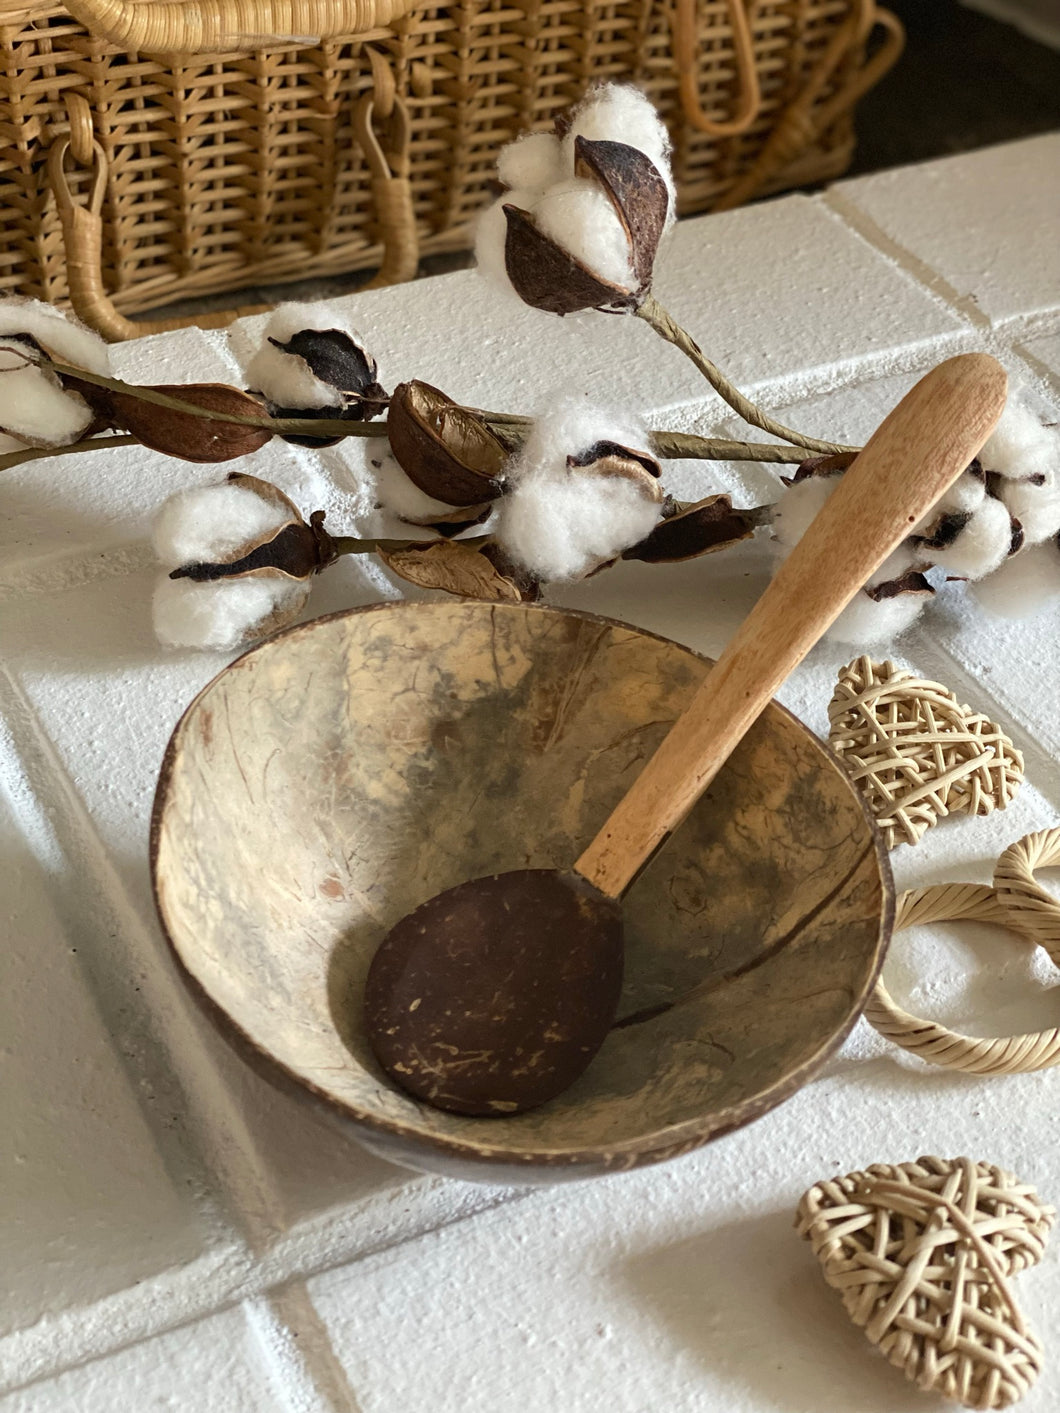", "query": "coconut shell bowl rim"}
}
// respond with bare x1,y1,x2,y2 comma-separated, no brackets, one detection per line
151,600,894,1179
